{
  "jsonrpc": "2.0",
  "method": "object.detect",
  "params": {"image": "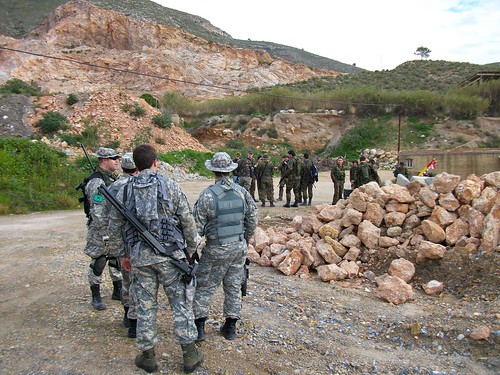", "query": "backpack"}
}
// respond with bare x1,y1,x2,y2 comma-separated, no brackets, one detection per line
76,171,104,222
311,163,319,182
